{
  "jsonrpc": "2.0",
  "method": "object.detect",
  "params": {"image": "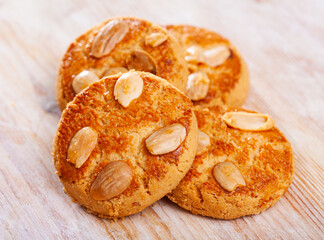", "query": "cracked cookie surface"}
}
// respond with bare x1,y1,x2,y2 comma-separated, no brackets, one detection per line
167,104,294,219
52,71,198,219
57,17,189,110
166,25,249,107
